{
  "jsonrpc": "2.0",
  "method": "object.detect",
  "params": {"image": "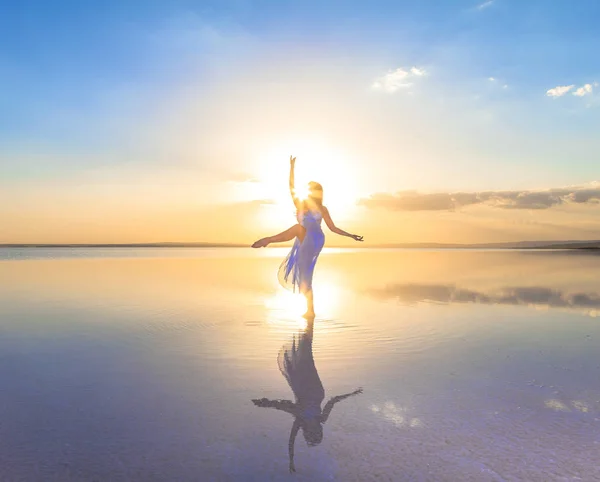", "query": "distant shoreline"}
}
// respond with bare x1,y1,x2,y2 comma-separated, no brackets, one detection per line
1,241,599,250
